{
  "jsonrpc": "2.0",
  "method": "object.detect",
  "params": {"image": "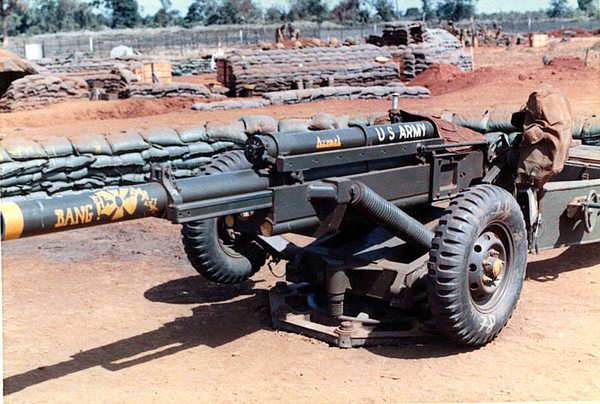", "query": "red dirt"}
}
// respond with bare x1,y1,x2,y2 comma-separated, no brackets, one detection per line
2,38,600,403
409,63,464,92
171,73,220,87
545,55,587,69
546,28,595,38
